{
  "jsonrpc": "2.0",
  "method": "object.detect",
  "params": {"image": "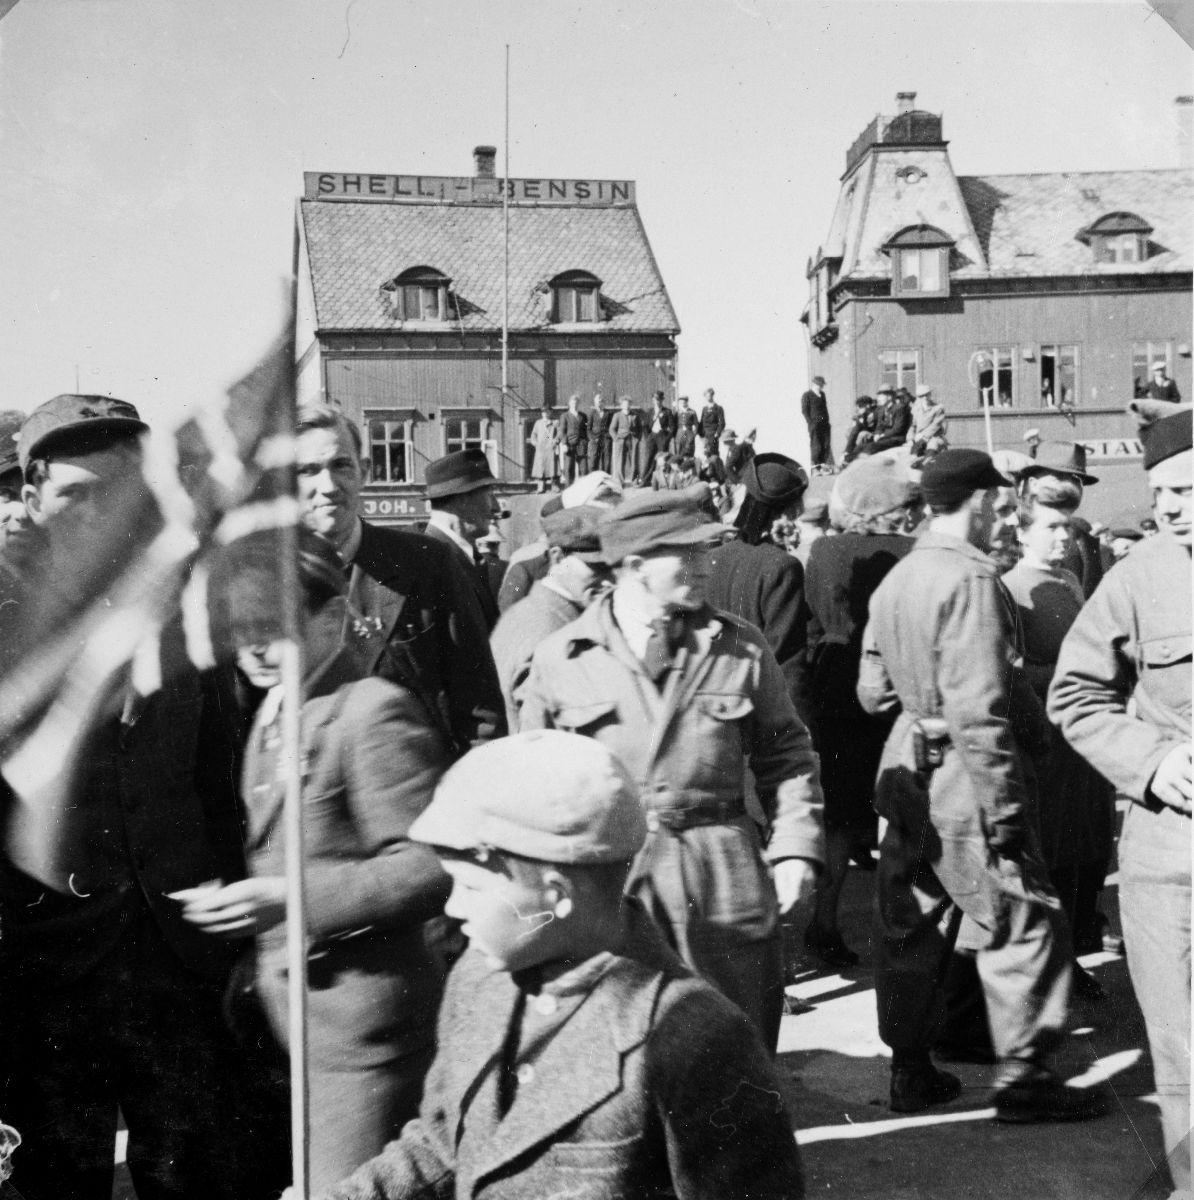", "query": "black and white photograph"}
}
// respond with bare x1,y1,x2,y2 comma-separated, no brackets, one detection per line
0,1,1190,1197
